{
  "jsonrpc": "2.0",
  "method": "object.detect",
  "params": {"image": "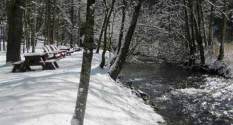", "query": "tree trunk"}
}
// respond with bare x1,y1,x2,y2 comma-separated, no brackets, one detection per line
100,0,115,68
3,25,6,51
218,1,227,61
184,0,195,65
189,0,196,57
45,0,55,45
208,3,214,46
6,0,24,63
194,0,205,65
109,0,143,80
72,0,95,124
31,0,37,52
200,3,207,47
100,24,108,68
70,0,75,48
116,0,126,55
77,0,81,46
96,10,108,53
0,24,2,51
